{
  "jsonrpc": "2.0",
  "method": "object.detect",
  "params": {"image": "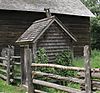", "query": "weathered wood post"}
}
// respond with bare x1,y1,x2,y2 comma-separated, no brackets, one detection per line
20,46,26,85
10,46,14,84
25,46,34,93
6,48,11,84
84,45,92,93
